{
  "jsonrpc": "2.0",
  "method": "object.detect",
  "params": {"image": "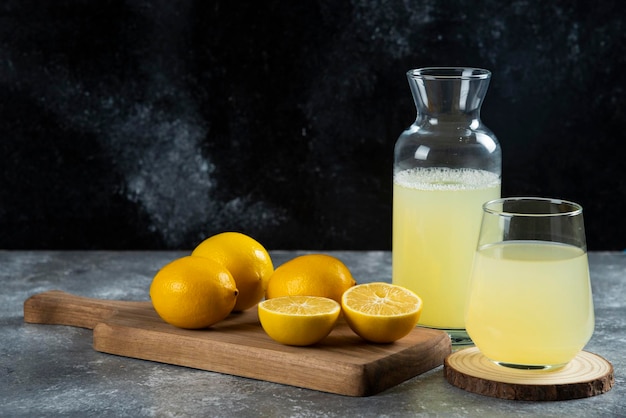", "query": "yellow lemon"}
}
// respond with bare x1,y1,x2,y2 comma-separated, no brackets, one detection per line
265,254,356,303
341,282,422,343
150,256,238,329
258,296,340,346
192,232,274,312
